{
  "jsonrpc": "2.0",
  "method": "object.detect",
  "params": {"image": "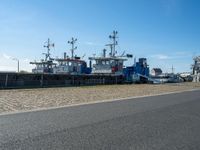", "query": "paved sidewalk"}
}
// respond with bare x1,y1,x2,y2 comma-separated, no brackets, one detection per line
0,82,200,114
